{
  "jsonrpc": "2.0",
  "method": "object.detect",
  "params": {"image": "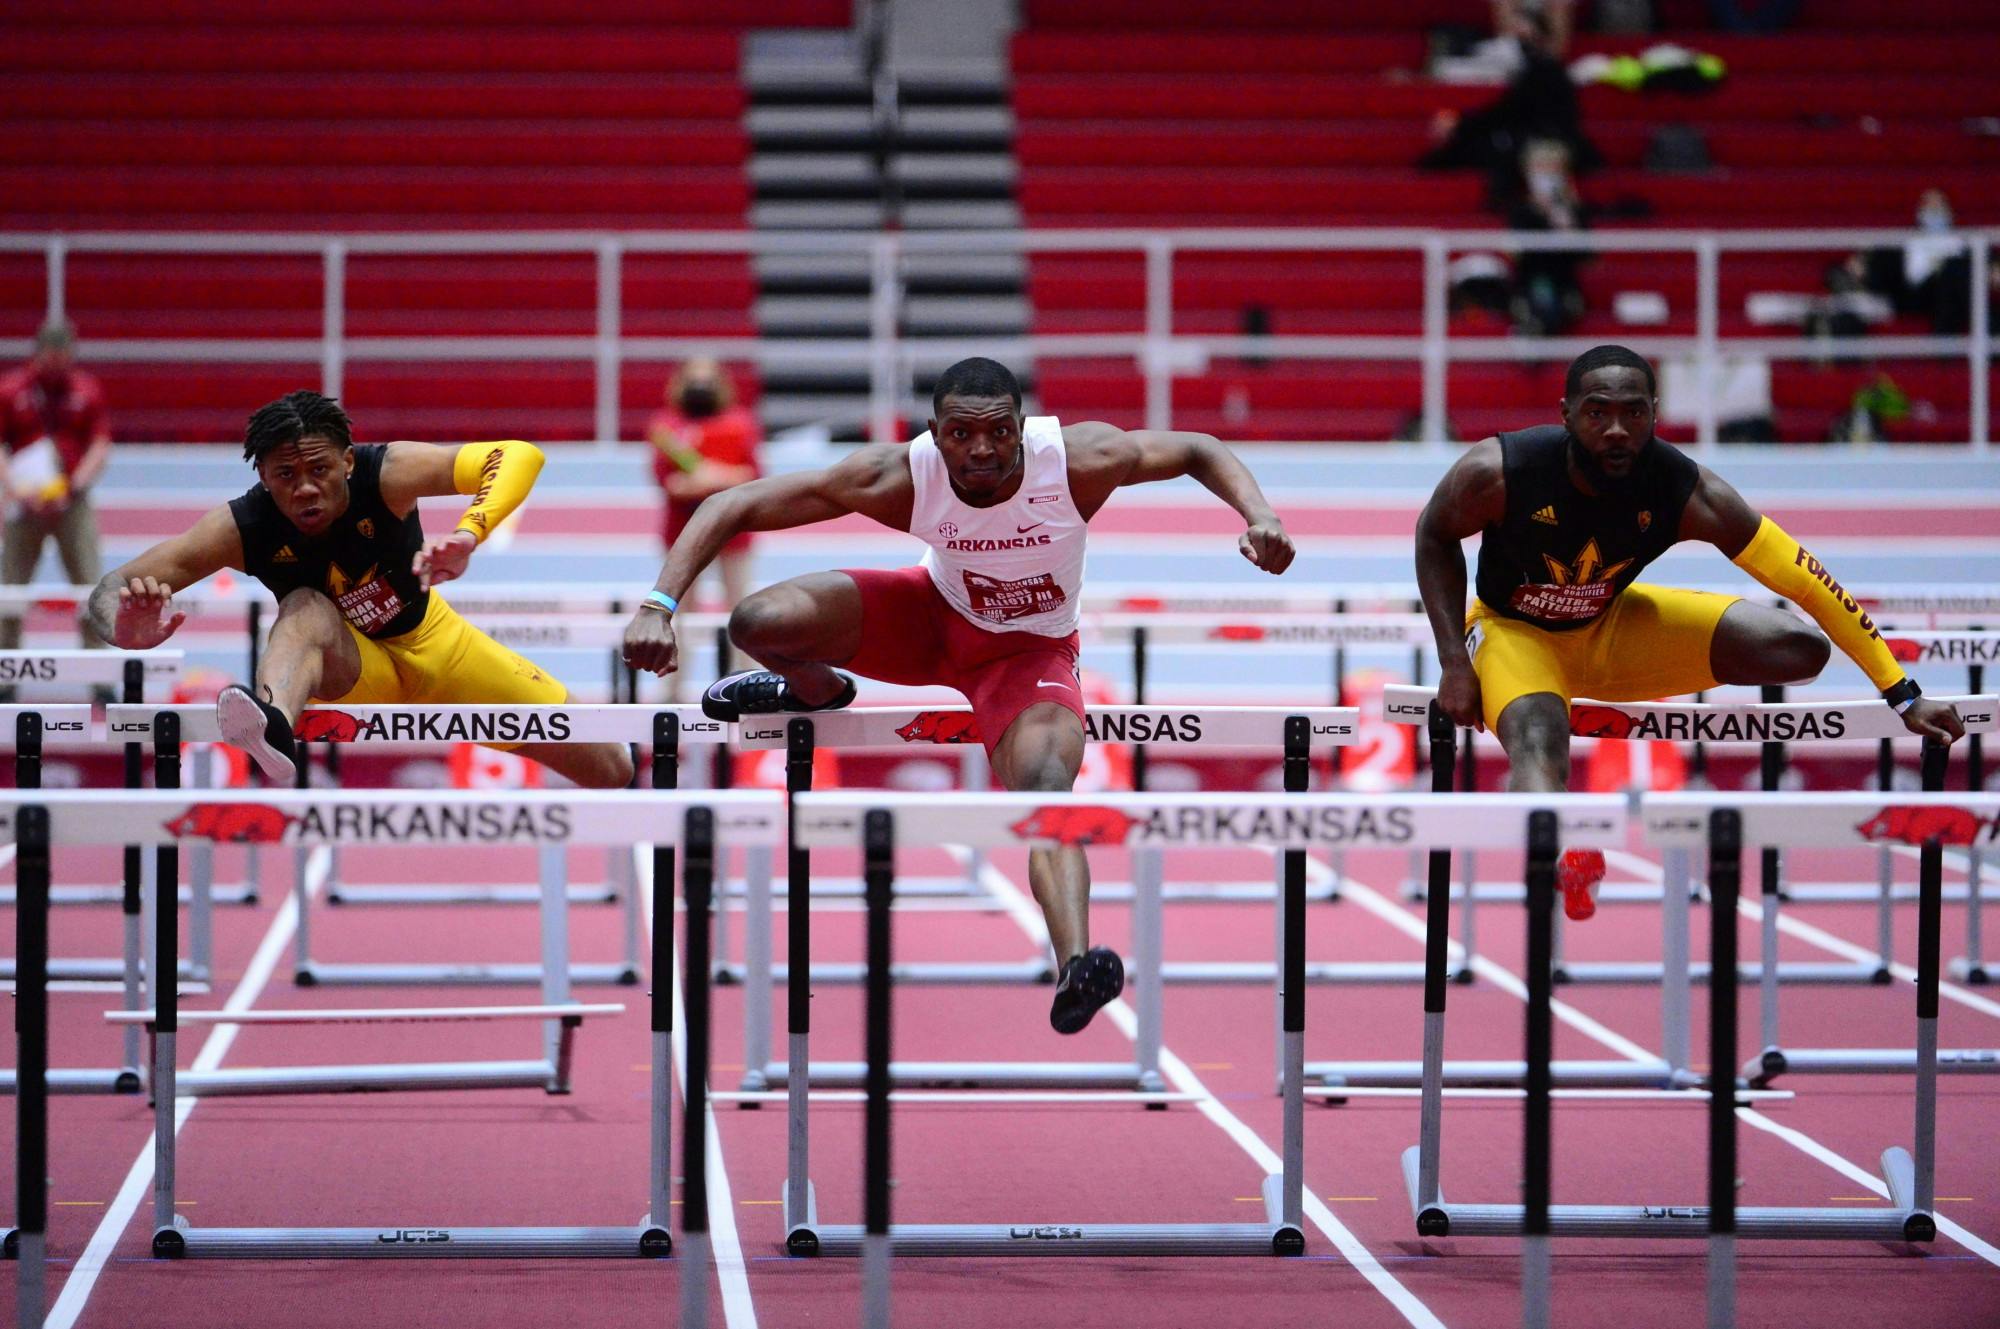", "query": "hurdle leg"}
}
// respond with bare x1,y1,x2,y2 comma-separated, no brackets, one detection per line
1133,846,1166,1093
1457,844,1479,980
291,747,315,982
741,847,774,1090
187,745,214,979
540,843,571,1086
1521,810,1559,1329
1408,706,1455,1229
1873,738,1895,981
783,719,819,1252
1963,847,1988,983
120,856,143,1083
14,806,50,1329
1273,716,1309,1247
617,842,643,985
1914,740,1948,1224
1660,847,1693,1079
861,809,894,1325
681,807,718,1327
1706,810,1742,1329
